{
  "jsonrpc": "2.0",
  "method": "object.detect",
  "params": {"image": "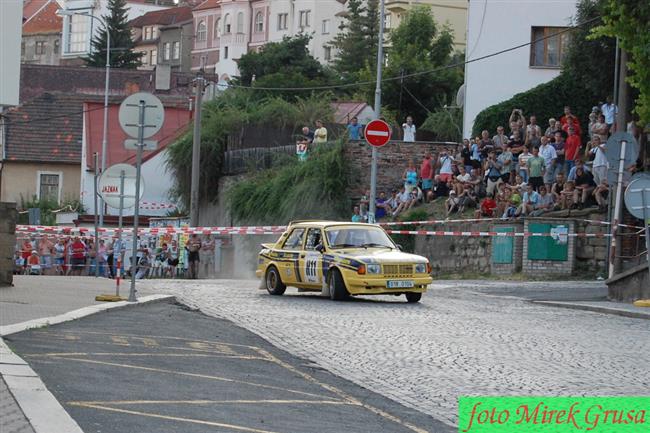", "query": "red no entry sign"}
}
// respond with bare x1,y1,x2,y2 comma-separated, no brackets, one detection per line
365,119,391,147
